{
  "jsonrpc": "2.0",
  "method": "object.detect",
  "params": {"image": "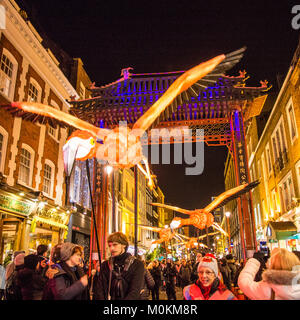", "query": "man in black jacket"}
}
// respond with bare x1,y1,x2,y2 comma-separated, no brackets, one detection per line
93,232,144,300
163,258,177,300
